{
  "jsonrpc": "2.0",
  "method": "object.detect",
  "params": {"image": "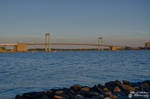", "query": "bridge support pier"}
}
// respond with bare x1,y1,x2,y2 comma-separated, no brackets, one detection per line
0,46,7,52
109,46,122,50
13,43,27,52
